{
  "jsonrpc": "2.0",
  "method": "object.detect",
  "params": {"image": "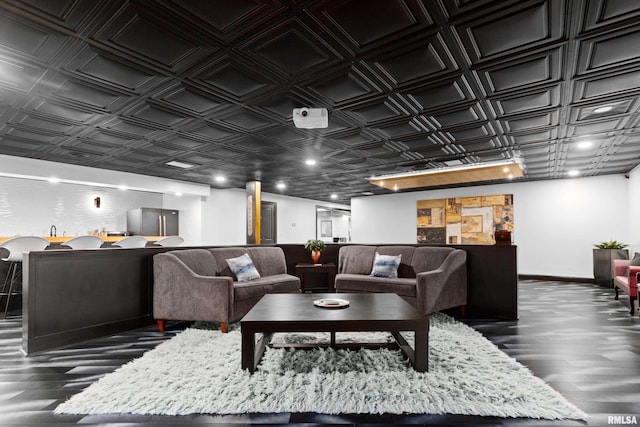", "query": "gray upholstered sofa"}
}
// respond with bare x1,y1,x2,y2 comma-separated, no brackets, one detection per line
153,246,300,332
335,245,467,316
